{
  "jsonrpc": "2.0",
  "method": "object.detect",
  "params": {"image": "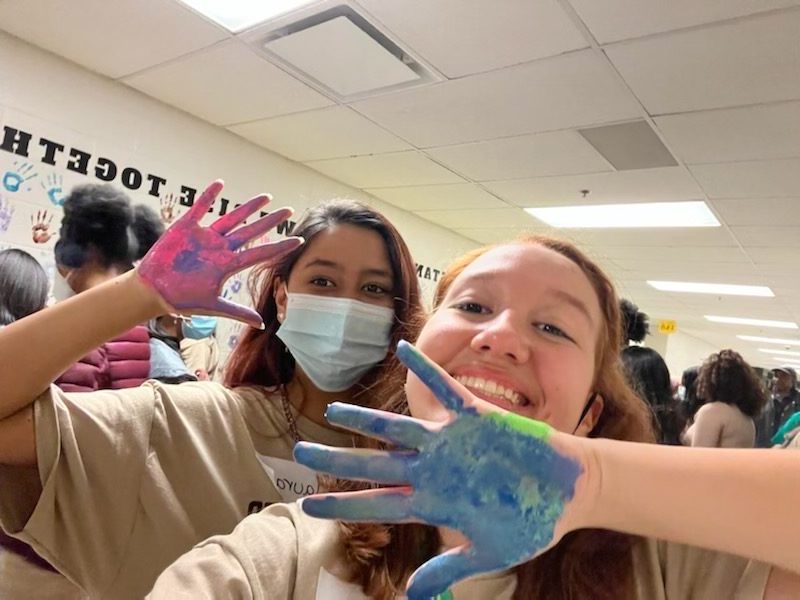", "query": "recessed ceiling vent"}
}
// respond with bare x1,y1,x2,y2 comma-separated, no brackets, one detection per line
259,5,437,101
578,120,678,171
